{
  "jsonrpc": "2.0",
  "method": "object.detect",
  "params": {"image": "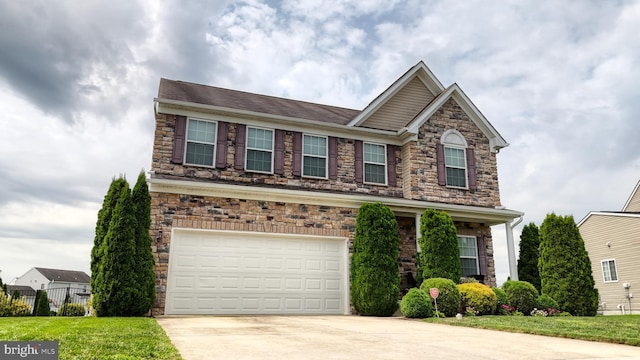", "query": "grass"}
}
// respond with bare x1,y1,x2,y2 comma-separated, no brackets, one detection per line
423,314,640,346
0,317,182,359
